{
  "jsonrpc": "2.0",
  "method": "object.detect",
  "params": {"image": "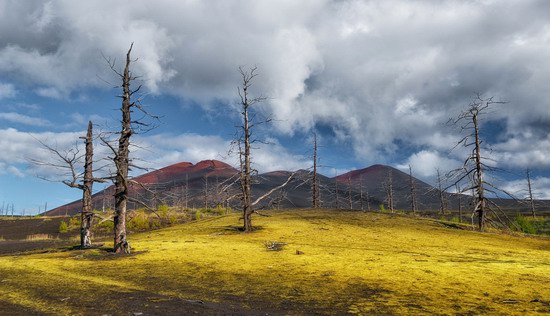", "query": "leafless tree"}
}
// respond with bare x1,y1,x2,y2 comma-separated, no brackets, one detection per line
231,66,293,231
32,121,104,248
436,168,447,214
348,177,353,210
312,133,320,208
102,43,158,253
384,170,394,212
408,165,417,214
526,169,537,218
447,94,506,230
455,184,463,223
